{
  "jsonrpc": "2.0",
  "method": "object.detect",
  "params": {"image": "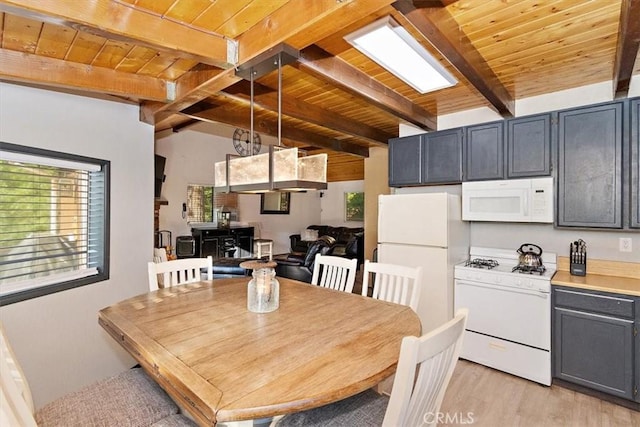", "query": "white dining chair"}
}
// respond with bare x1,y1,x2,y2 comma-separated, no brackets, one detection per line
276,308,468,427
0,322,193,427
311,254,358,293
361,260,422,313
153,247,169,263
147,256,213,291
